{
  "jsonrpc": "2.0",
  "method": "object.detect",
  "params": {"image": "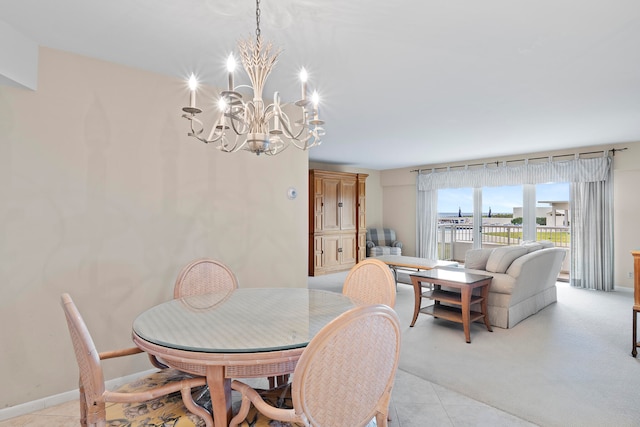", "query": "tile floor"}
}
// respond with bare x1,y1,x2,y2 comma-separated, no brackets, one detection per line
0,369,536,426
